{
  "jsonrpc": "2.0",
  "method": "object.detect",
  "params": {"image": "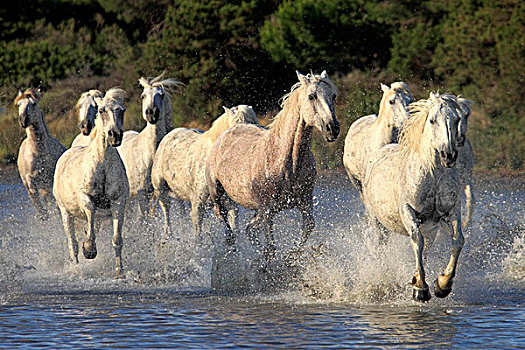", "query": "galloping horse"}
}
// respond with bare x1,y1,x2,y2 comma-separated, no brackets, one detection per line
151,105,258,240
71,89,103,147
206,71,340,259
343,82,413,192
361,92,463,302
117,73,181,218
53,88,129,278
15,88,66,220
